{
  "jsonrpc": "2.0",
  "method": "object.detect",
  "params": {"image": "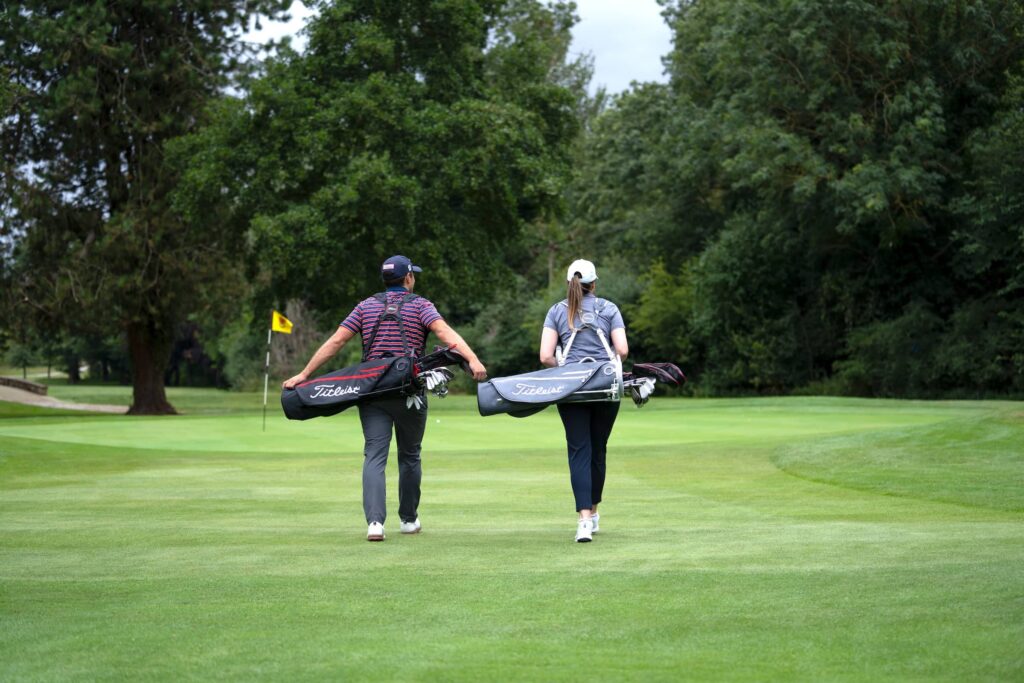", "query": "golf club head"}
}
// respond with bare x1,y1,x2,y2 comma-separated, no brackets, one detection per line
631,362,686,386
